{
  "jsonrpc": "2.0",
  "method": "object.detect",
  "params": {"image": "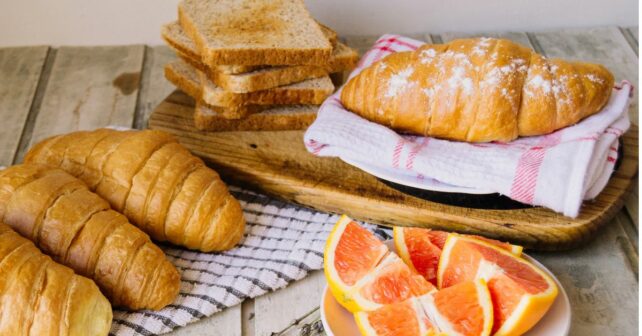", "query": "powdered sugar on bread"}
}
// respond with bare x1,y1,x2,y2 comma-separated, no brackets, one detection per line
341,37,615,142
385,66,416,98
